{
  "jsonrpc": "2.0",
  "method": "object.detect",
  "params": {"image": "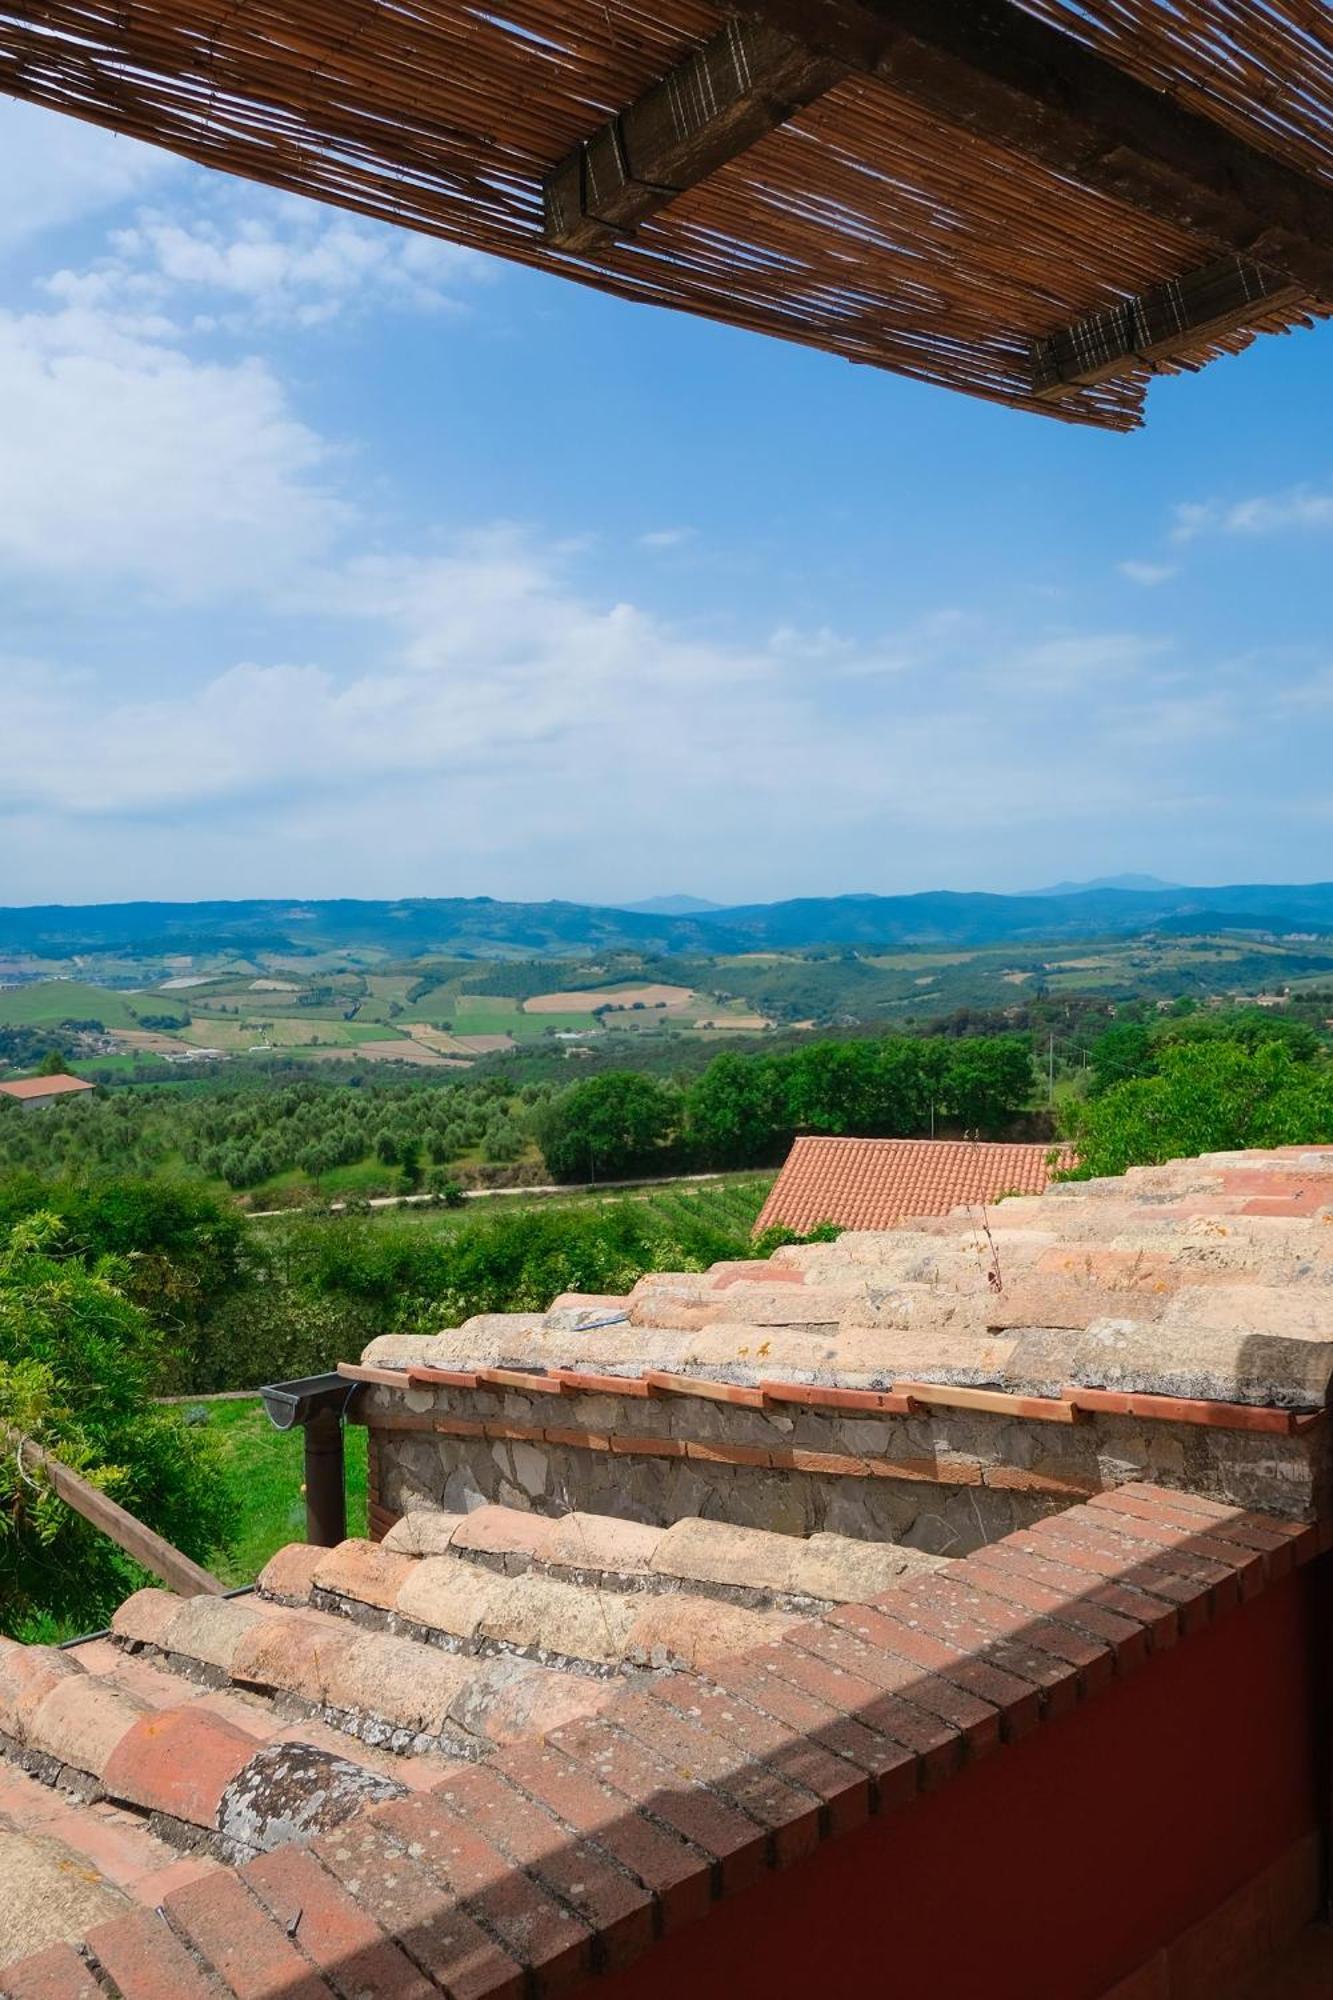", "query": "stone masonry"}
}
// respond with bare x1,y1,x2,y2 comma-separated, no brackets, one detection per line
351,1149,1333,1548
